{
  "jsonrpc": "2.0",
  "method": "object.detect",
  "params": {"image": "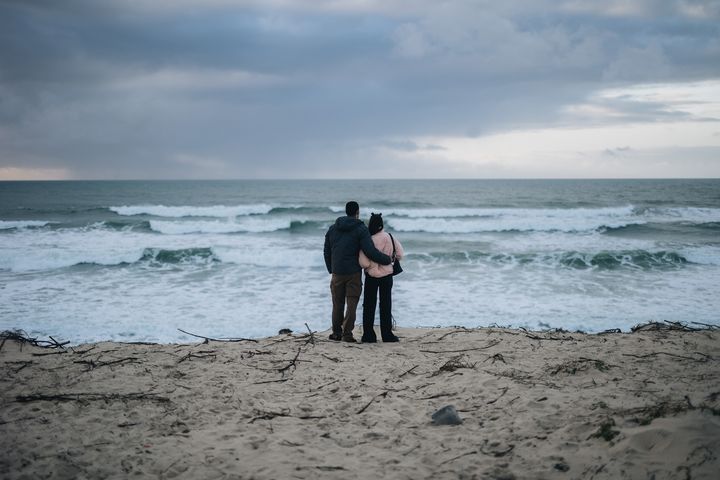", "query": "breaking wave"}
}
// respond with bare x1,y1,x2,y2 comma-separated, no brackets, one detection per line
110,204,274,218
0,220,54,230
409,249,694,270
139,247,219,265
